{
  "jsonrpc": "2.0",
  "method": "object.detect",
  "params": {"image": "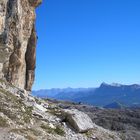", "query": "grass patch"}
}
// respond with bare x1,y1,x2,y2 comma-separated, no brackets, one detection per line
28,128,42,136
23,106,33,123
84,130,92,138
0,88,17,102
41,124,65,136
10,128,40,139
0,79,5,83
48,108,62,117
54,126,65,136
10,128,26,134
26,135,37,140
40,124,54,133
0,88,33,124
0,116,8,127
109,134,115,139
0,108,16,120
35,98,42,105
119,134,126,140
